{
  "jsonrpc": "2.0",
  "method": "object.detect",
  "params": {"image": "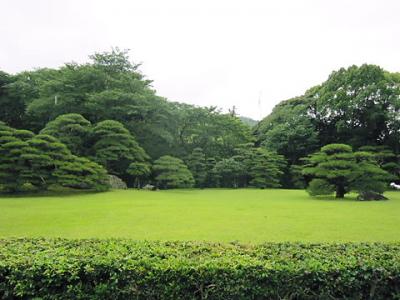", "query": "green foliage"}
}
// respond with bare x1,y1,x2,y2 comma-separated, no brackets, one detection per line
289,164,306,188
54,155,109,192
126,162,151,188
0,126,31,192
20,134,72,189
2,49,252,161
40,113,91,156
204,157,218,187
315,65,400,149
186,147,207,187
248,148,286,188
91,120,149,178
303,144,390,198
351,151,391,195
303,144,356,198
256,65,400,187
213,158,244,188
0,124,109,193
153,155,194,189
254,96,319,165
358,145,400,181
307,178,335,196
1,239,400,299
